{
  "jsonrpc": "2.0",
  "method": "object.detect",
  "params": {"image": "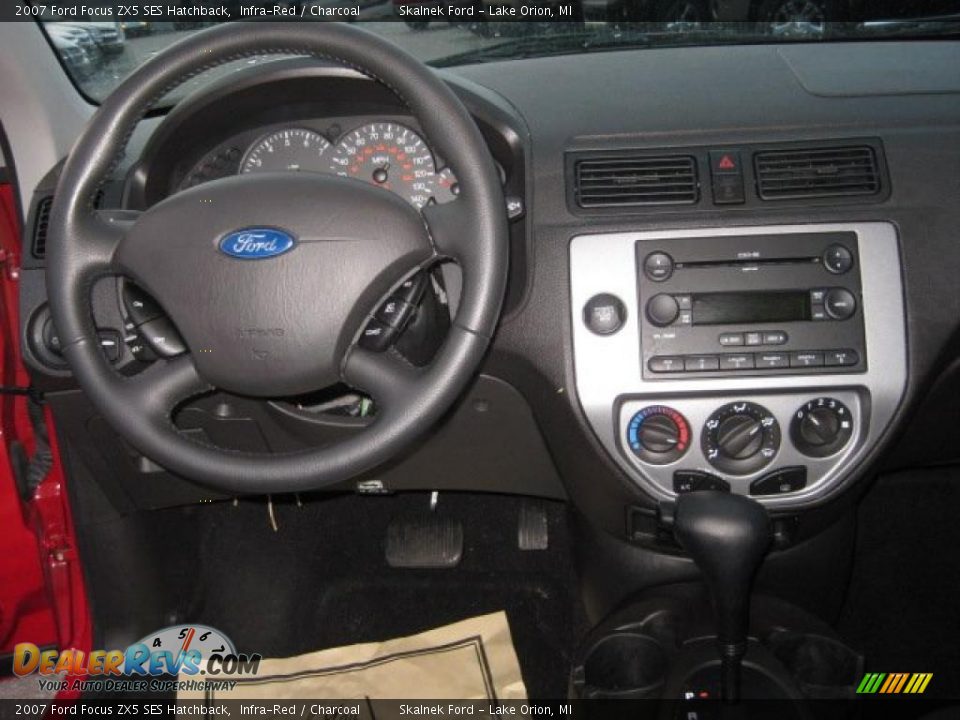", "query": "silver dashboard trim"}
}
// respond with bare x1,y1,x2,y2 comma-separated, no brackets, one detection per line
569,222,907,510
